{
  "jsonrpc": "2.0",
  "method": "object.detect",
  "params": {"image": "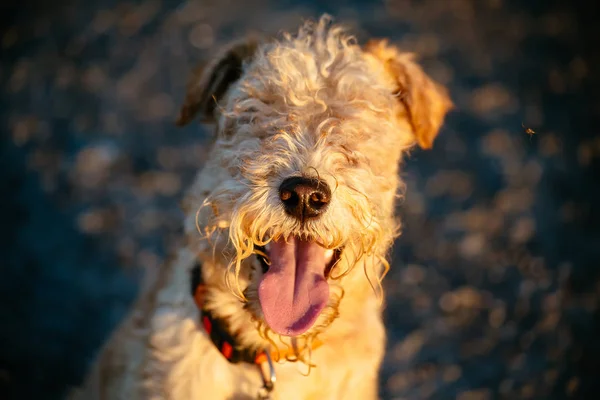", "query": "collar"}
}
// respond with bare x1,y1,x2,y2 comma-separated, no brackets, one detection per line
190,261,322,365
